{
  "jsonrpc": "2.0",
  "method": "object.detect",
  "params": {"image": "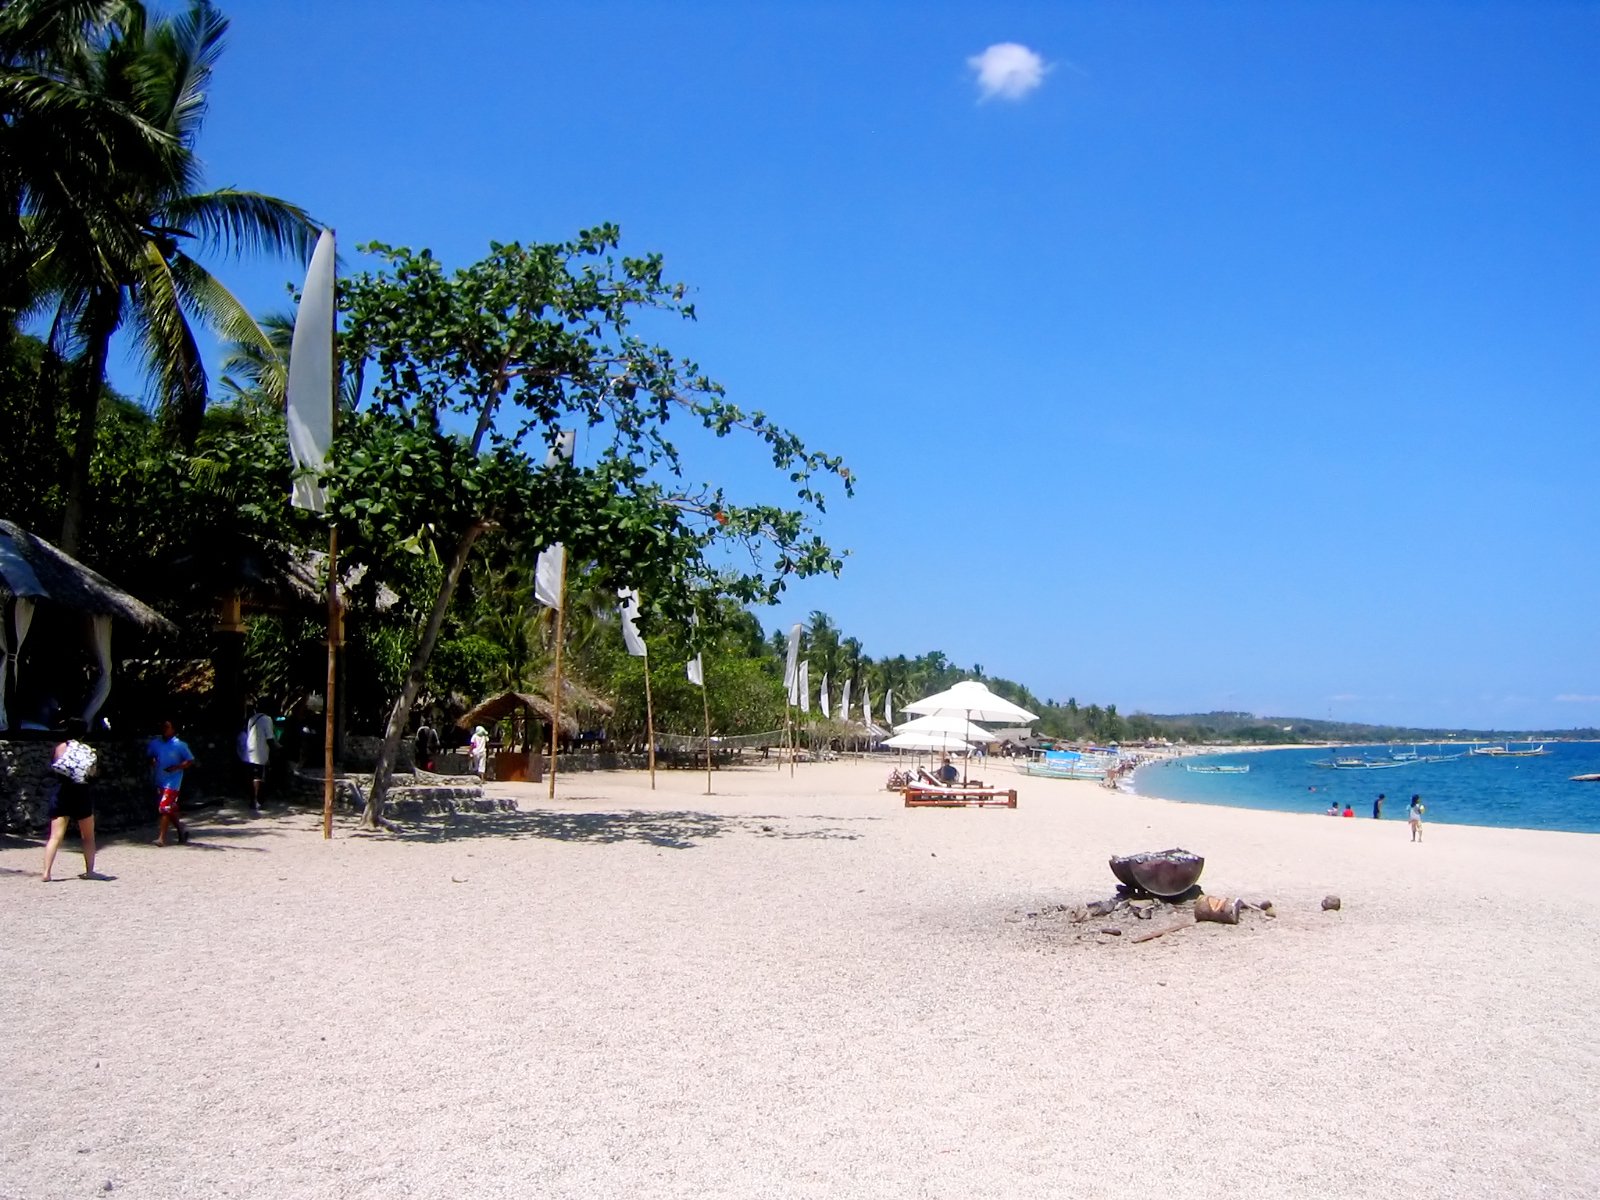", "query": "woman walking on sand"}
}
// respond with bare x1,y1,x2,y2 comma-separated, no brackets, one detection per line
41,719,103,881
1407,794,1425,842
